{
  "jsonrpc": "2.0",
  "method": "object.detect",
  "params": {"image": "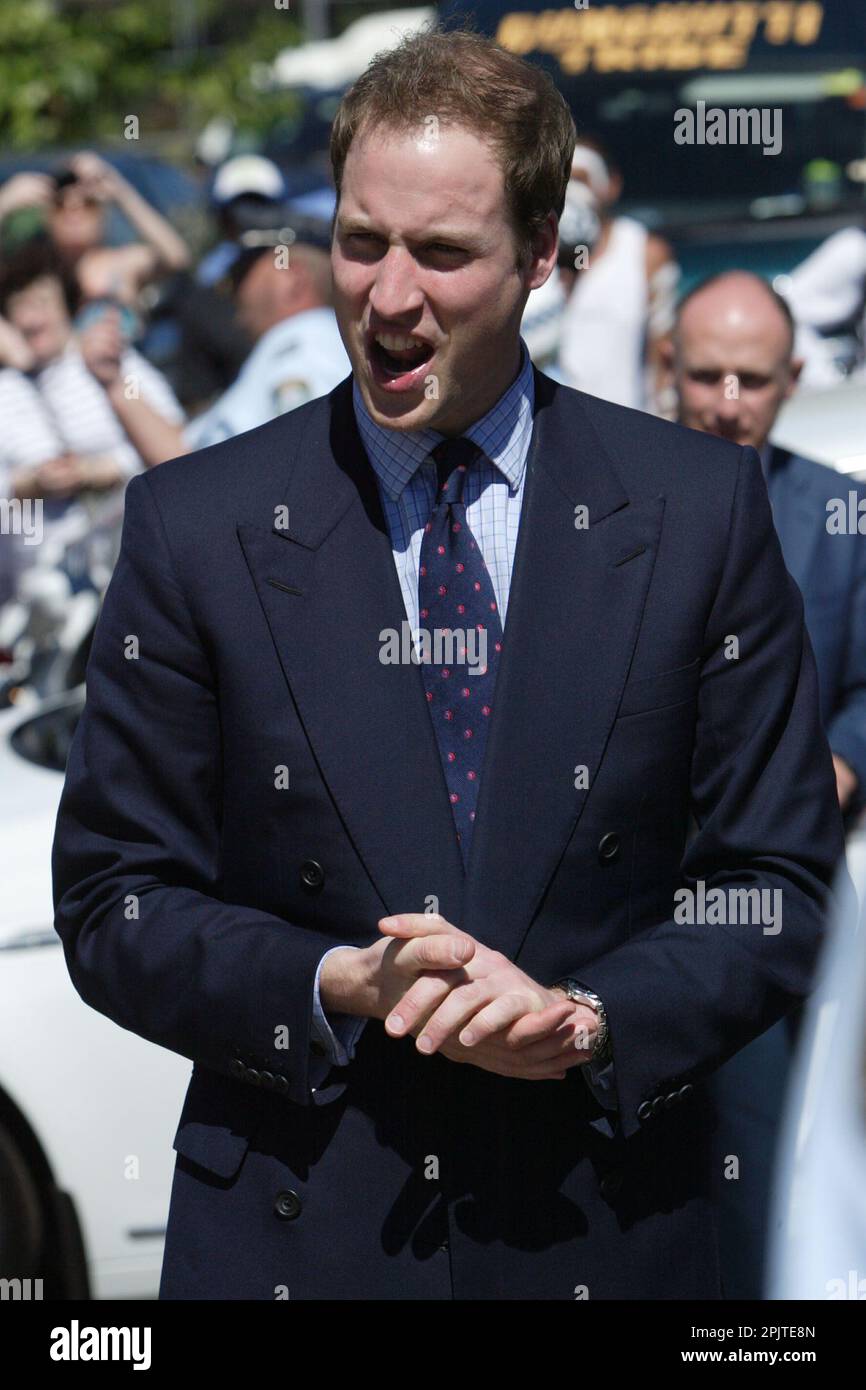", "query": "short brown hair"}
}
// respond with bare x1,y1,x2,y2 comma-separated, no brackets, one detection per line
0,237,81,319
329,23,576,268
